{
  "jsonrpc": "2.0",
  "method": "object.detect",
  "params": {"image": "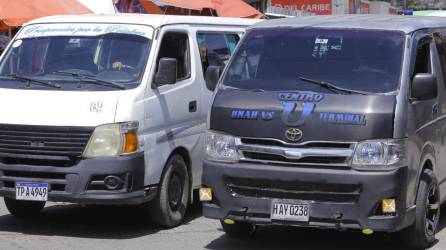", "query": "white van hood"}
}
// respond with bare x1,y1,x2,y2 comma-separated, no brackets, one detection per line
0,89,122,127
